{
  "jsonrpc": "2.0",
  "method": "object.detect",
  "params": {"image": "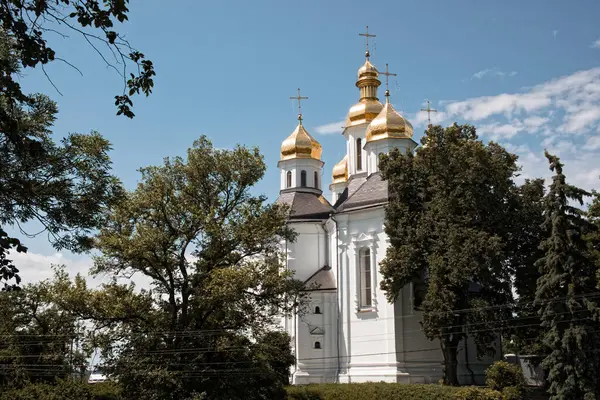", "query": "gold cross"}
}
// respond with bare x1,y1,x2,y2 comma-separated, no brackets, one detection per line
359,25,376,58
380,63,397,93
290,88,308,121
420,100,438,127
